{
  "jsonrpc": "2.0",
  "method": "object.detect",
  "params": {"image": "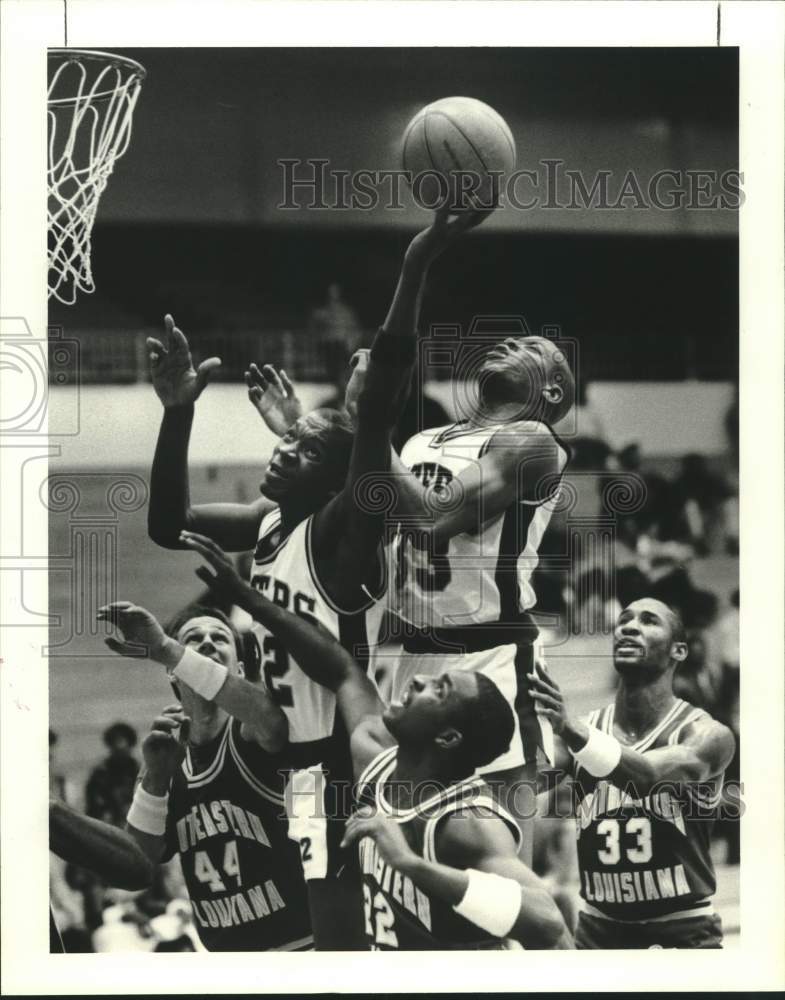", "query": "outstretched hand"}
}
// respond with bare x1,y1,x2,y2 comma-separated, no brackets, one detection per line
97,601,169,660
406,200,493,267
245,363,302,437
147,314,221,408
180,530,250,606
527,663,569,736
